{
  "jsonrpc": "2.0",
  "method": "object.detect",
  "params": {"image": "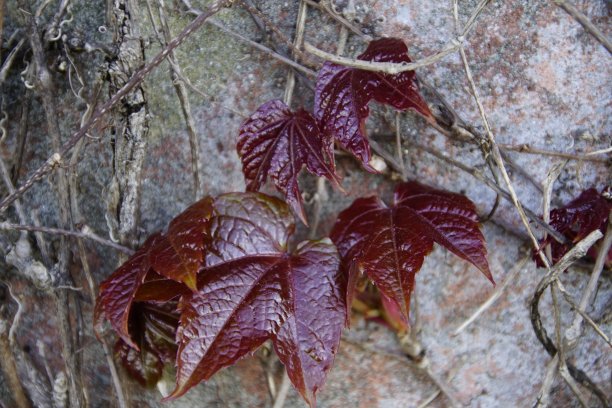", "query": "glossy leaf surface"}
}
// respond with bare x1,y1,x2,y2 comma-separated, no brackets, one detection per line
315,38,433,170
535,187,611,266
331,181,492,321
96,198,212,348
237,100,340,224
148,198,213,289
170,193,344,407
